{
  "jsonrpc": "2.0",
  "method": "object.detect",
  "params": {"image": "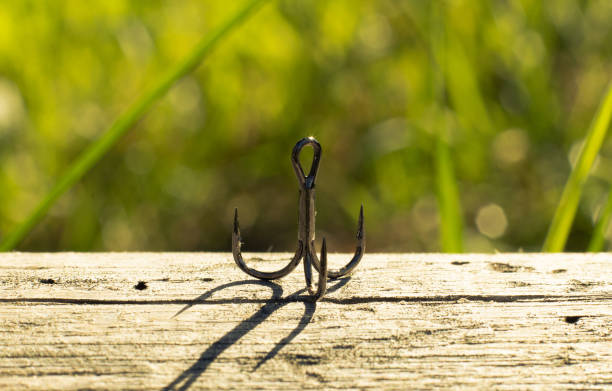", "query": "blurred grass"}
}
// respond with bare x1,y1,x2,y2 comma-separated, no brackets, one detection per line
430,1,463,253
0,1,611,252
588,188,612,252
542,83,612,252
0,0,269,251
435,138,463,252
